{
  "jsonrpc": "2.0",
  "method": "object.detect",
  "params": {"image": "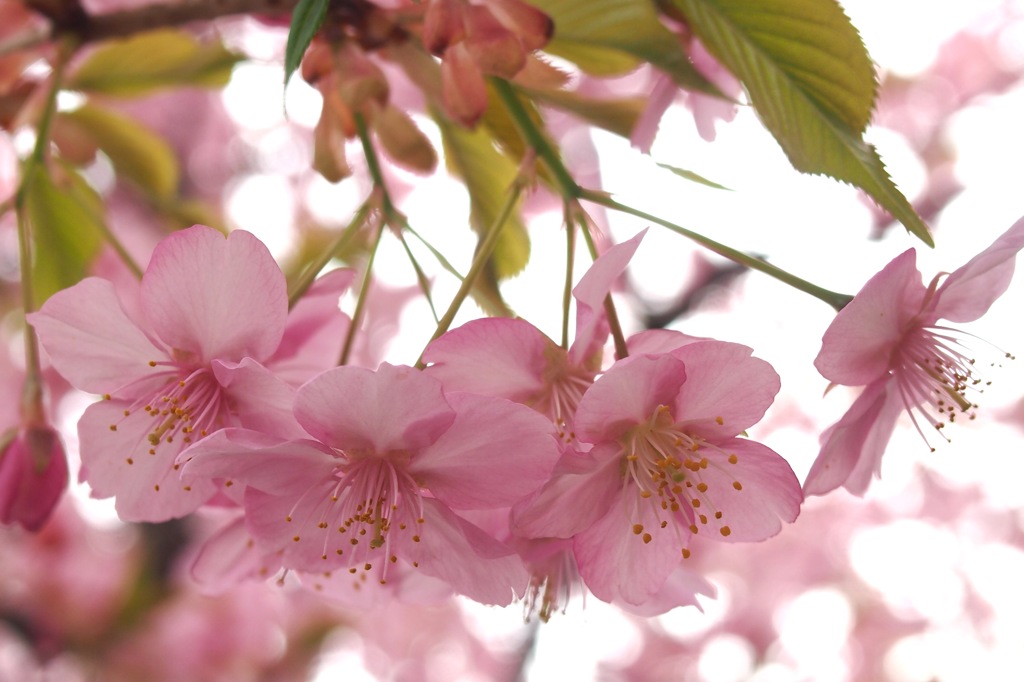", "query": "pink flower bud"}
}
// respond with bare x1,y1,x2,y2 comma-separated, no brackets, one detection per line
0,425,68,531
